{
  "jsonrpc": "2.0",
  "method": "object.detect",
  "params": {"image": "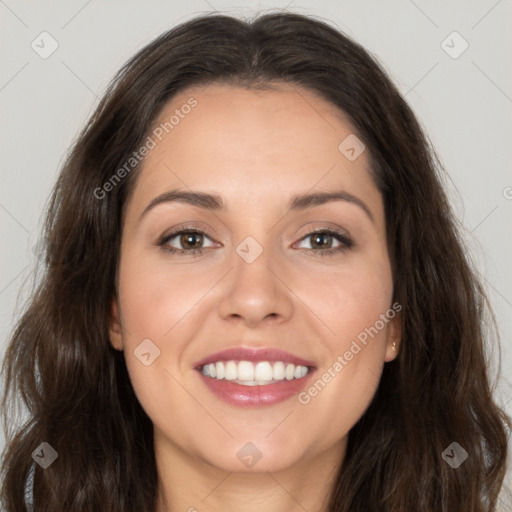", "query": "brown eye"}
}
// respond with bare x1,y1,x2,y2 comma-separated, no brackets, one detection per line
309,232,335,250
159,229,215,254
179,232,204,250
295,228,354,257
